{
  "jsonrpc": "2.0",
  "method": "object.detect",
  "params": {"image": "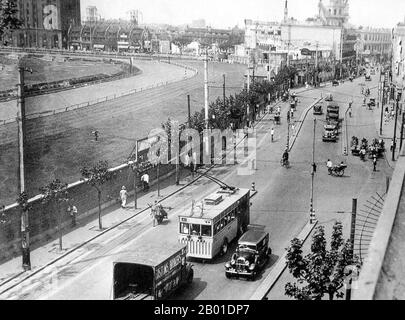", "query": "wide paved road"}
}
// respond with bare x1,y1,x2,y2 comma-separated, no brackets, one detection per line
0,60,246,206
0,76,391,300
